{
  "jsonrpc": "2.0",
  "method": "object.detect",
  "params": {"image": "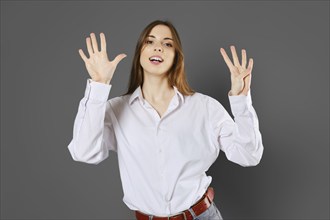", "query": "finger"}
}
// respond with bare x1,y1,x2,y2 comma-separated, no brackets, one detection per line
90,32,99,53
230,45,241,67
247,58,254,72
113,53,127,66
220,48,235,70
241,58,253,78
86,37,94,56
242,49,247,69
100,32,107,52
78,49,88,62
